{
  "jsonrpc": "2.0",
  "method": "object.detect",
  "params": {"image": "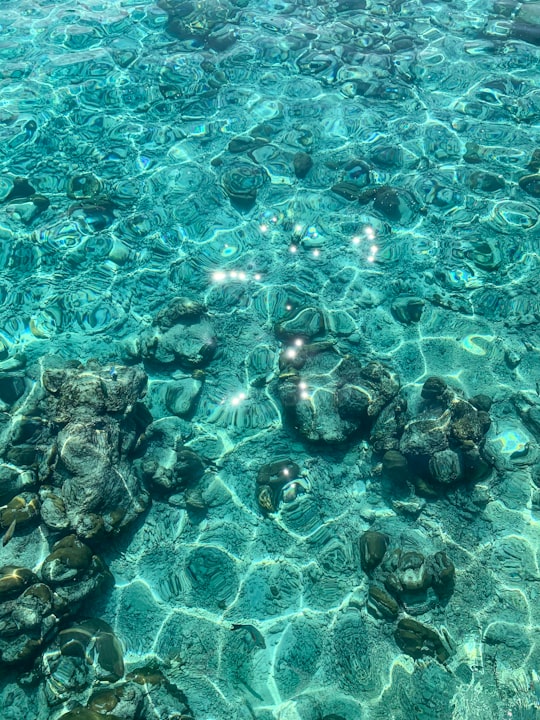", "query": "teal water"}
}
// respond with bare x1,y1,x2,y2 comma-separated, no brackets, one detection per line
1,0,540,718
